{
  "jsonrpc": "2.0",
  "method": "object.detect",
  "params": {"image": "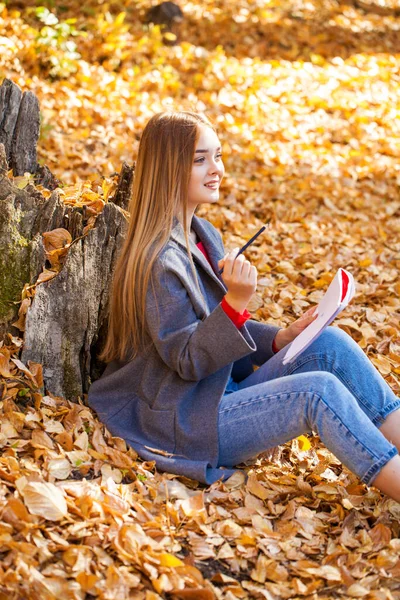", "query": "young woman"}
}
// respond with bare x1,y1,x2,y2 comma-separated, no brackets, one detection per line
89,111,400,500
